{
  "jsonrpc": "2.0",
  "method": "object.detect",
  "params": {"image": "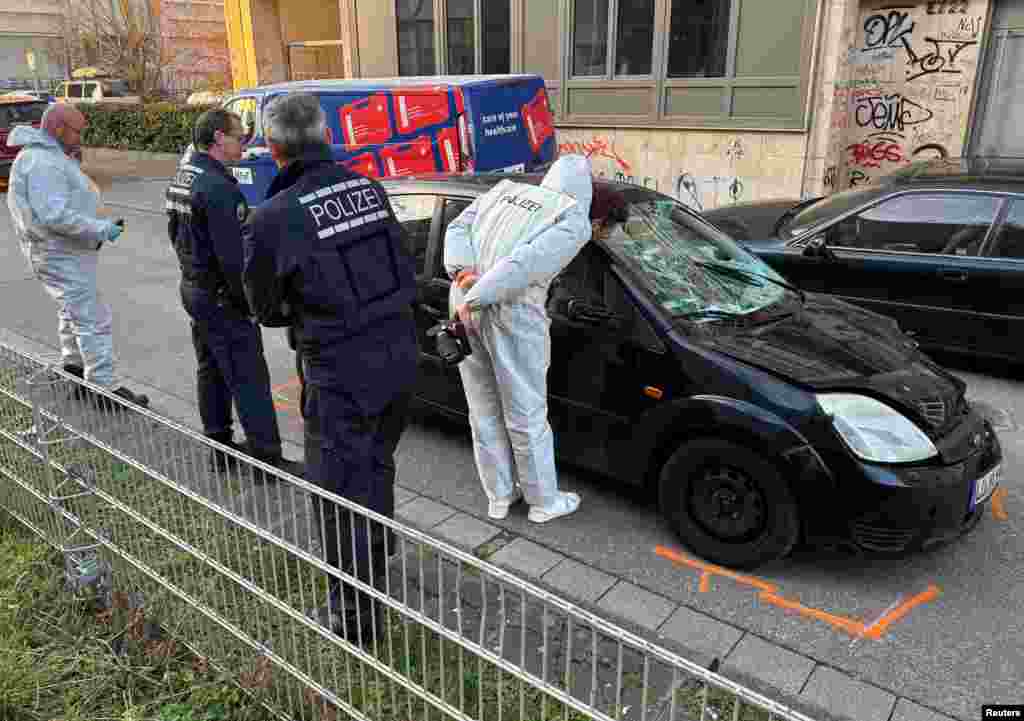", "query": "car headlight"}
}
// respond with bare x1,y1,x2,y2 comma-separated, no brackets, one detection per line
816,393,938,463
